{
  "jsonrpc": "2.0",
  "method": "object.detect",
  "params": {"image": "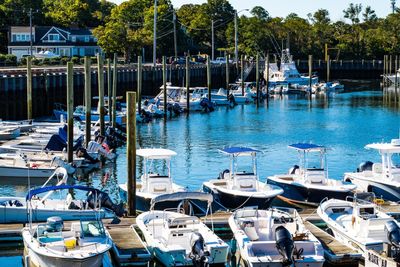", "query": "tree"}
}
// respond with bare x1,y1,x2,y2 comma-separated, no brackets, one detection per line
363,6,377,22
343,3,363,24
250,6,269,21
